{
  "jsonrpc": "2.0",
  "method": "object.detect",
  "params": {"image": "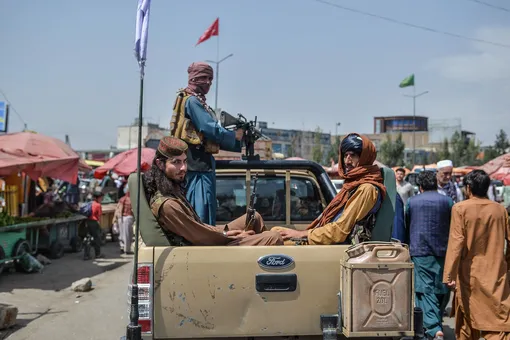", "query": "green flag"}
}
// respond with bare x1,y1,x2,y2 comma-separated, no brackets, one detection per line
399,74,414,88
